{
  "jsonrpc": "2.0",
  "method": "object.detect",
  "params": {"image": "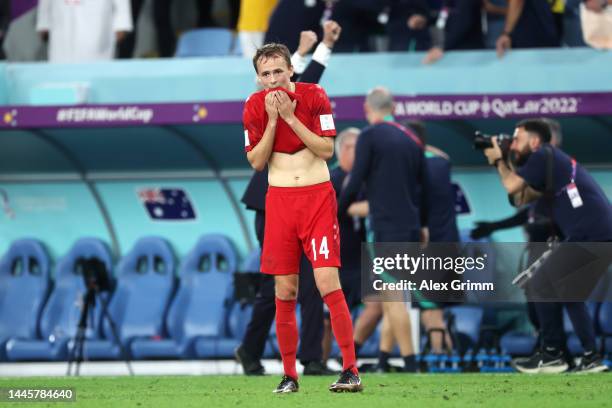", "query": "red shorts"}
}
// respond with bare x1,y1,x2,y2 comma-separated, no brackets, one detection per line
261,181,341,275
